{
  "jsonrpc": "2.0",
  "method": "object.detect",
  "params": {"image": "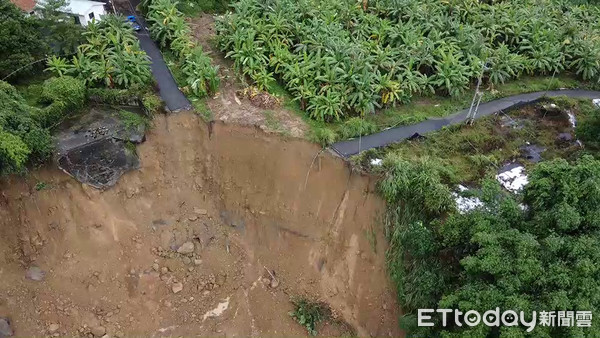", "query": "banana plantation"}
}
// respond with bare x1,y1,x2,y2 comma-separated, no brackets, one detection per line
45,15,152,89
144,0,220,97
216,0,600,121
